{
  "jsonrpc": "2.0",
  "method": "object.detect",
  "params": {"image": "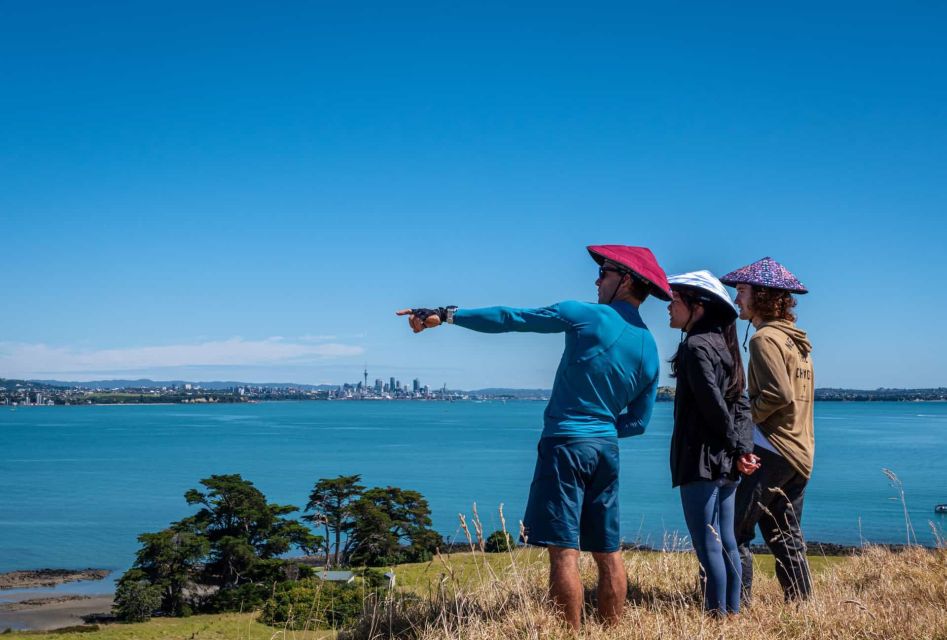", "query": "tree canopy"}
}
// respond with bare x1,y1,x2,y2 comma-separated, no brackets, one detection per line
116,472,441,622
348,486,442,566
120,521,207,616
116,474,322,619
184,474,320,586
303,474,364,568
304,476,442,567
